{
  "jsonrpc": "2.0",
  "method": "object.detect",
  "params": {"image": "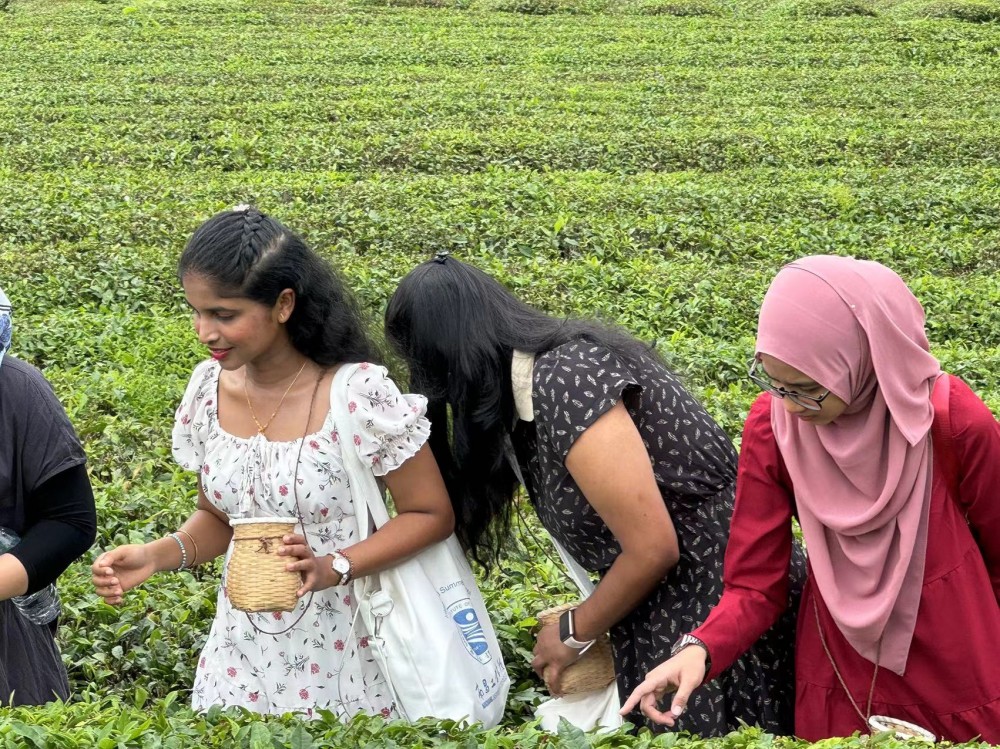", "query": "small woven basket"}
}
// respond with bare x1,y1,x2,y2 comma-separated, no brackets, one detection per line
538,603,617,695
228,517,300,613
